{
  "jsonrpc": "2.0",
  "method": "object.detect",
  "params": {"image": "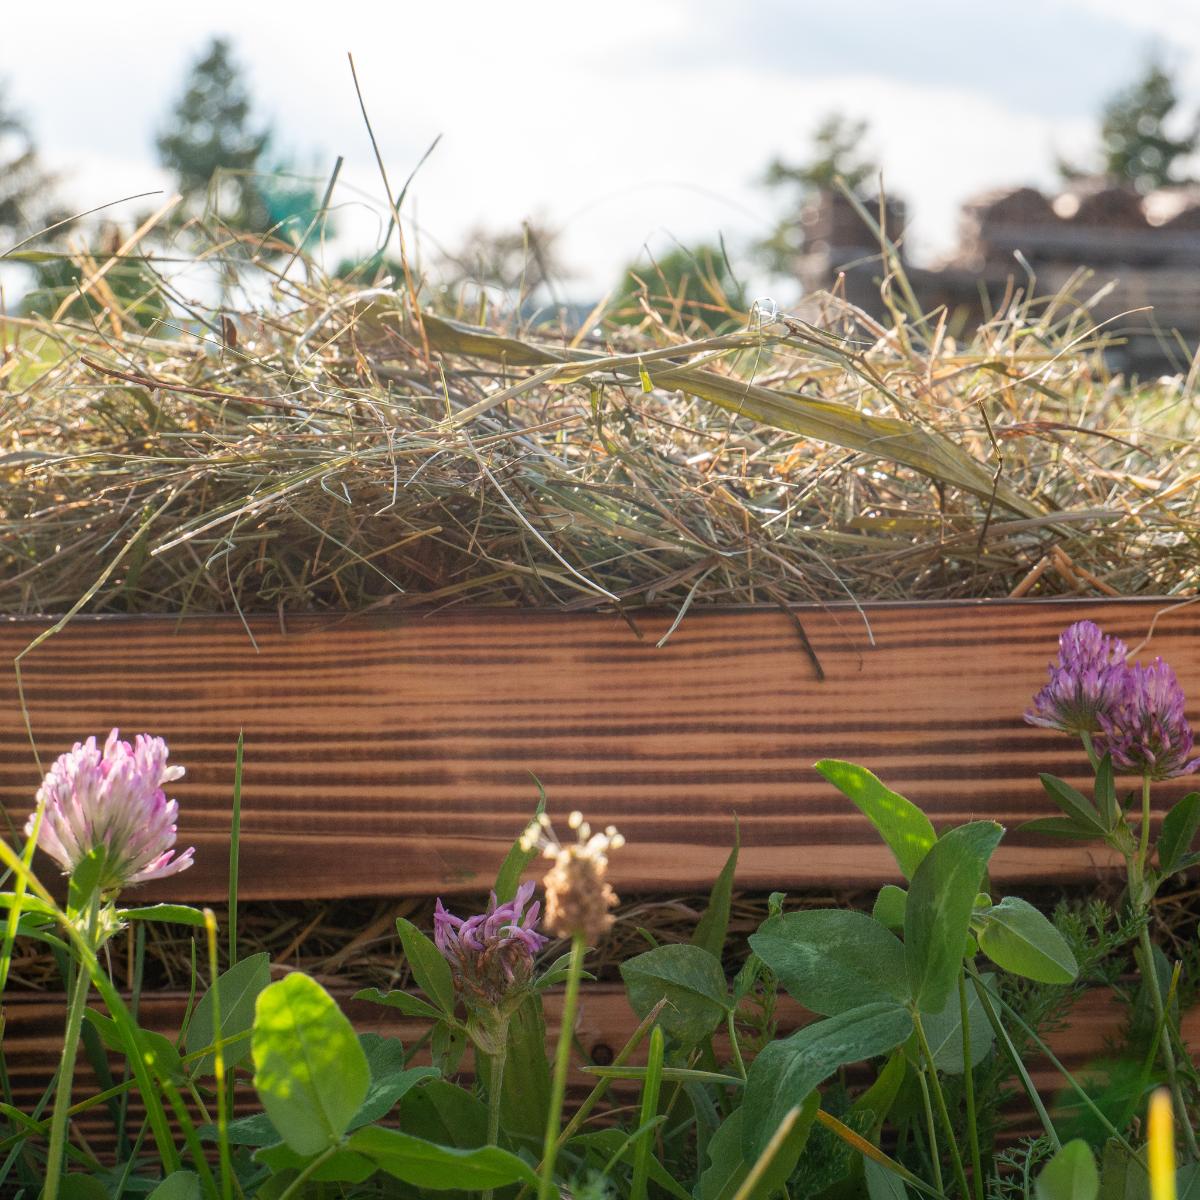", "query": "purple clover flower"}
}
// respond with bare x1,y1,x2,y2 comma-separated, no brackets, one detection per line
1025,620,1130,736
1099,658,1200,781
433,881,548,1005
26,730,194,892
